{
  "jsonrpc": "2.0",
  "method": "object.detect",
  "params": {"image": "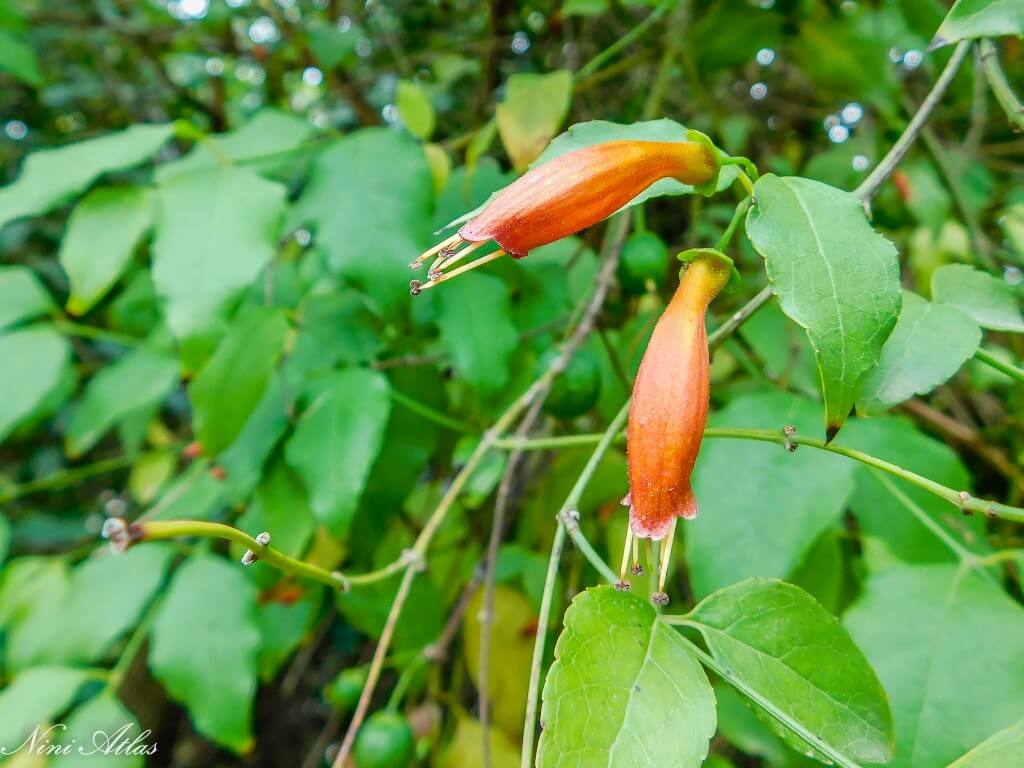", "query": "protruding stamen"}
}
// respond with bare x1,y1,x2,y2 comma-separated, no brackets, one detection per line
619,526,635,583
432,239,488,275
631,535,642,575
409,233,463,270
412,250,506,294
657,519,677,593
